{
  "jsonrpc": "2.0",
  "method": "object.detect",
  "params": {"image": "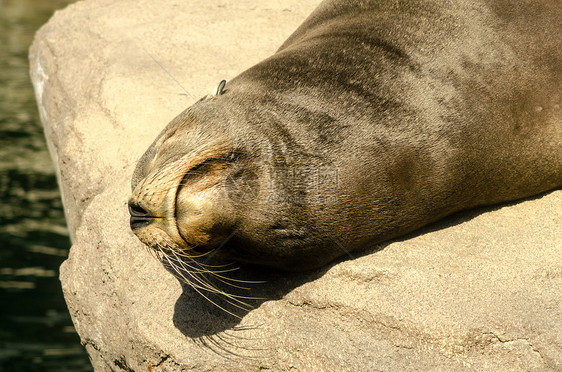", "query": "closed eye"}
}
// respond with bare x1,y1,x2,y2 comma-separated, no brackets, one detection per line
178,152,240,188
